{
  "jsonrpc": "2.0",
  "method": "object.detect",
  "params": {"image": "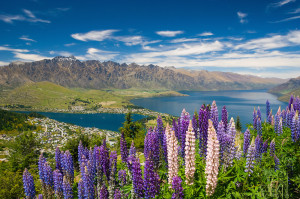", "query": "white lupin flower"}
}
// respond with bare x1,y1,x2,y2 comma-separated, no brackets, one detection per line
185,122,196,185
205,119,220,196
166,124,179,185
